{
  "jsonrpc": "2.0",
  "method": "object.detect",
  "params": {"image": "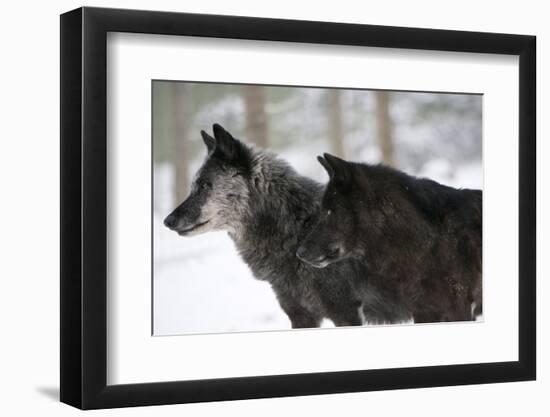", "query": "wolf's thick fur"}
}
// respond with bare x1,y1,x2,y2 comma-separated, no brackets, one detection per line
164,125,409,328
297,154,482,323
